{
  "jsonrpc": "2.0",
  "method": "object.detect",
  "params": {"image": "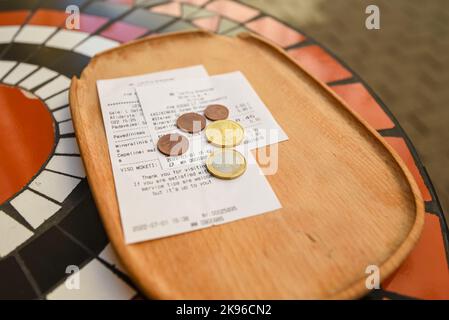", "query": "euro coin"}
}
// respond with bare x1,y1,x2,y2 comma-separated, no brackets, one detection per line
204,104,229,121
205,120,244,148
206,149,247,179
176,112,206,133
157,133,189,156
